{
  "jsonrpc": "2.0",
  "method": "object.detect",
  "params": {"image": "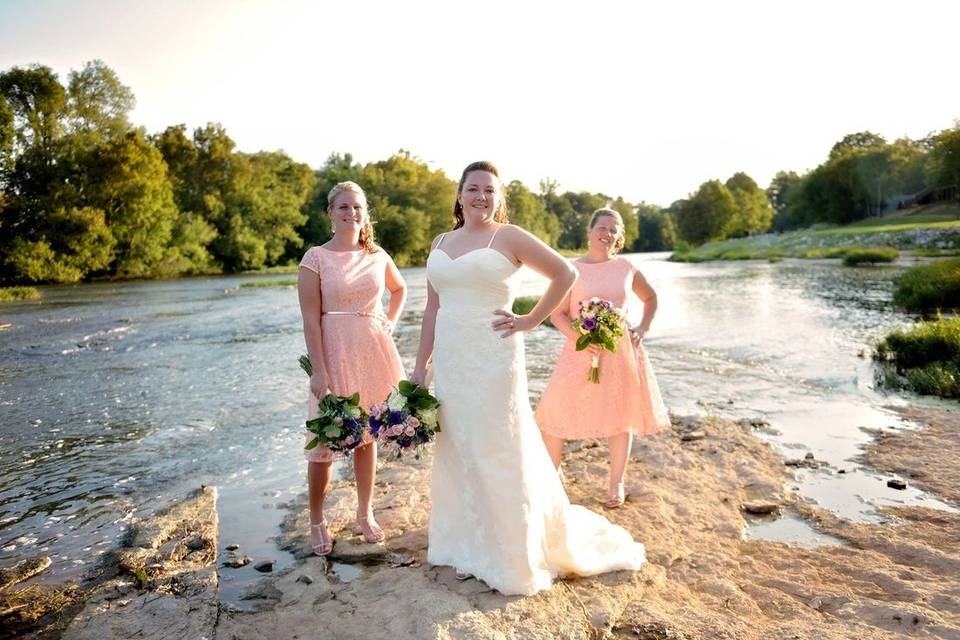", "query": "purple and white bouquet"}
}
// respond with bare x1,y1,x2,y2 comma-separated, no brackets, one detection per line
300,354,367,454
369,381,441,459
305,392,368,453
571,297,625,383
